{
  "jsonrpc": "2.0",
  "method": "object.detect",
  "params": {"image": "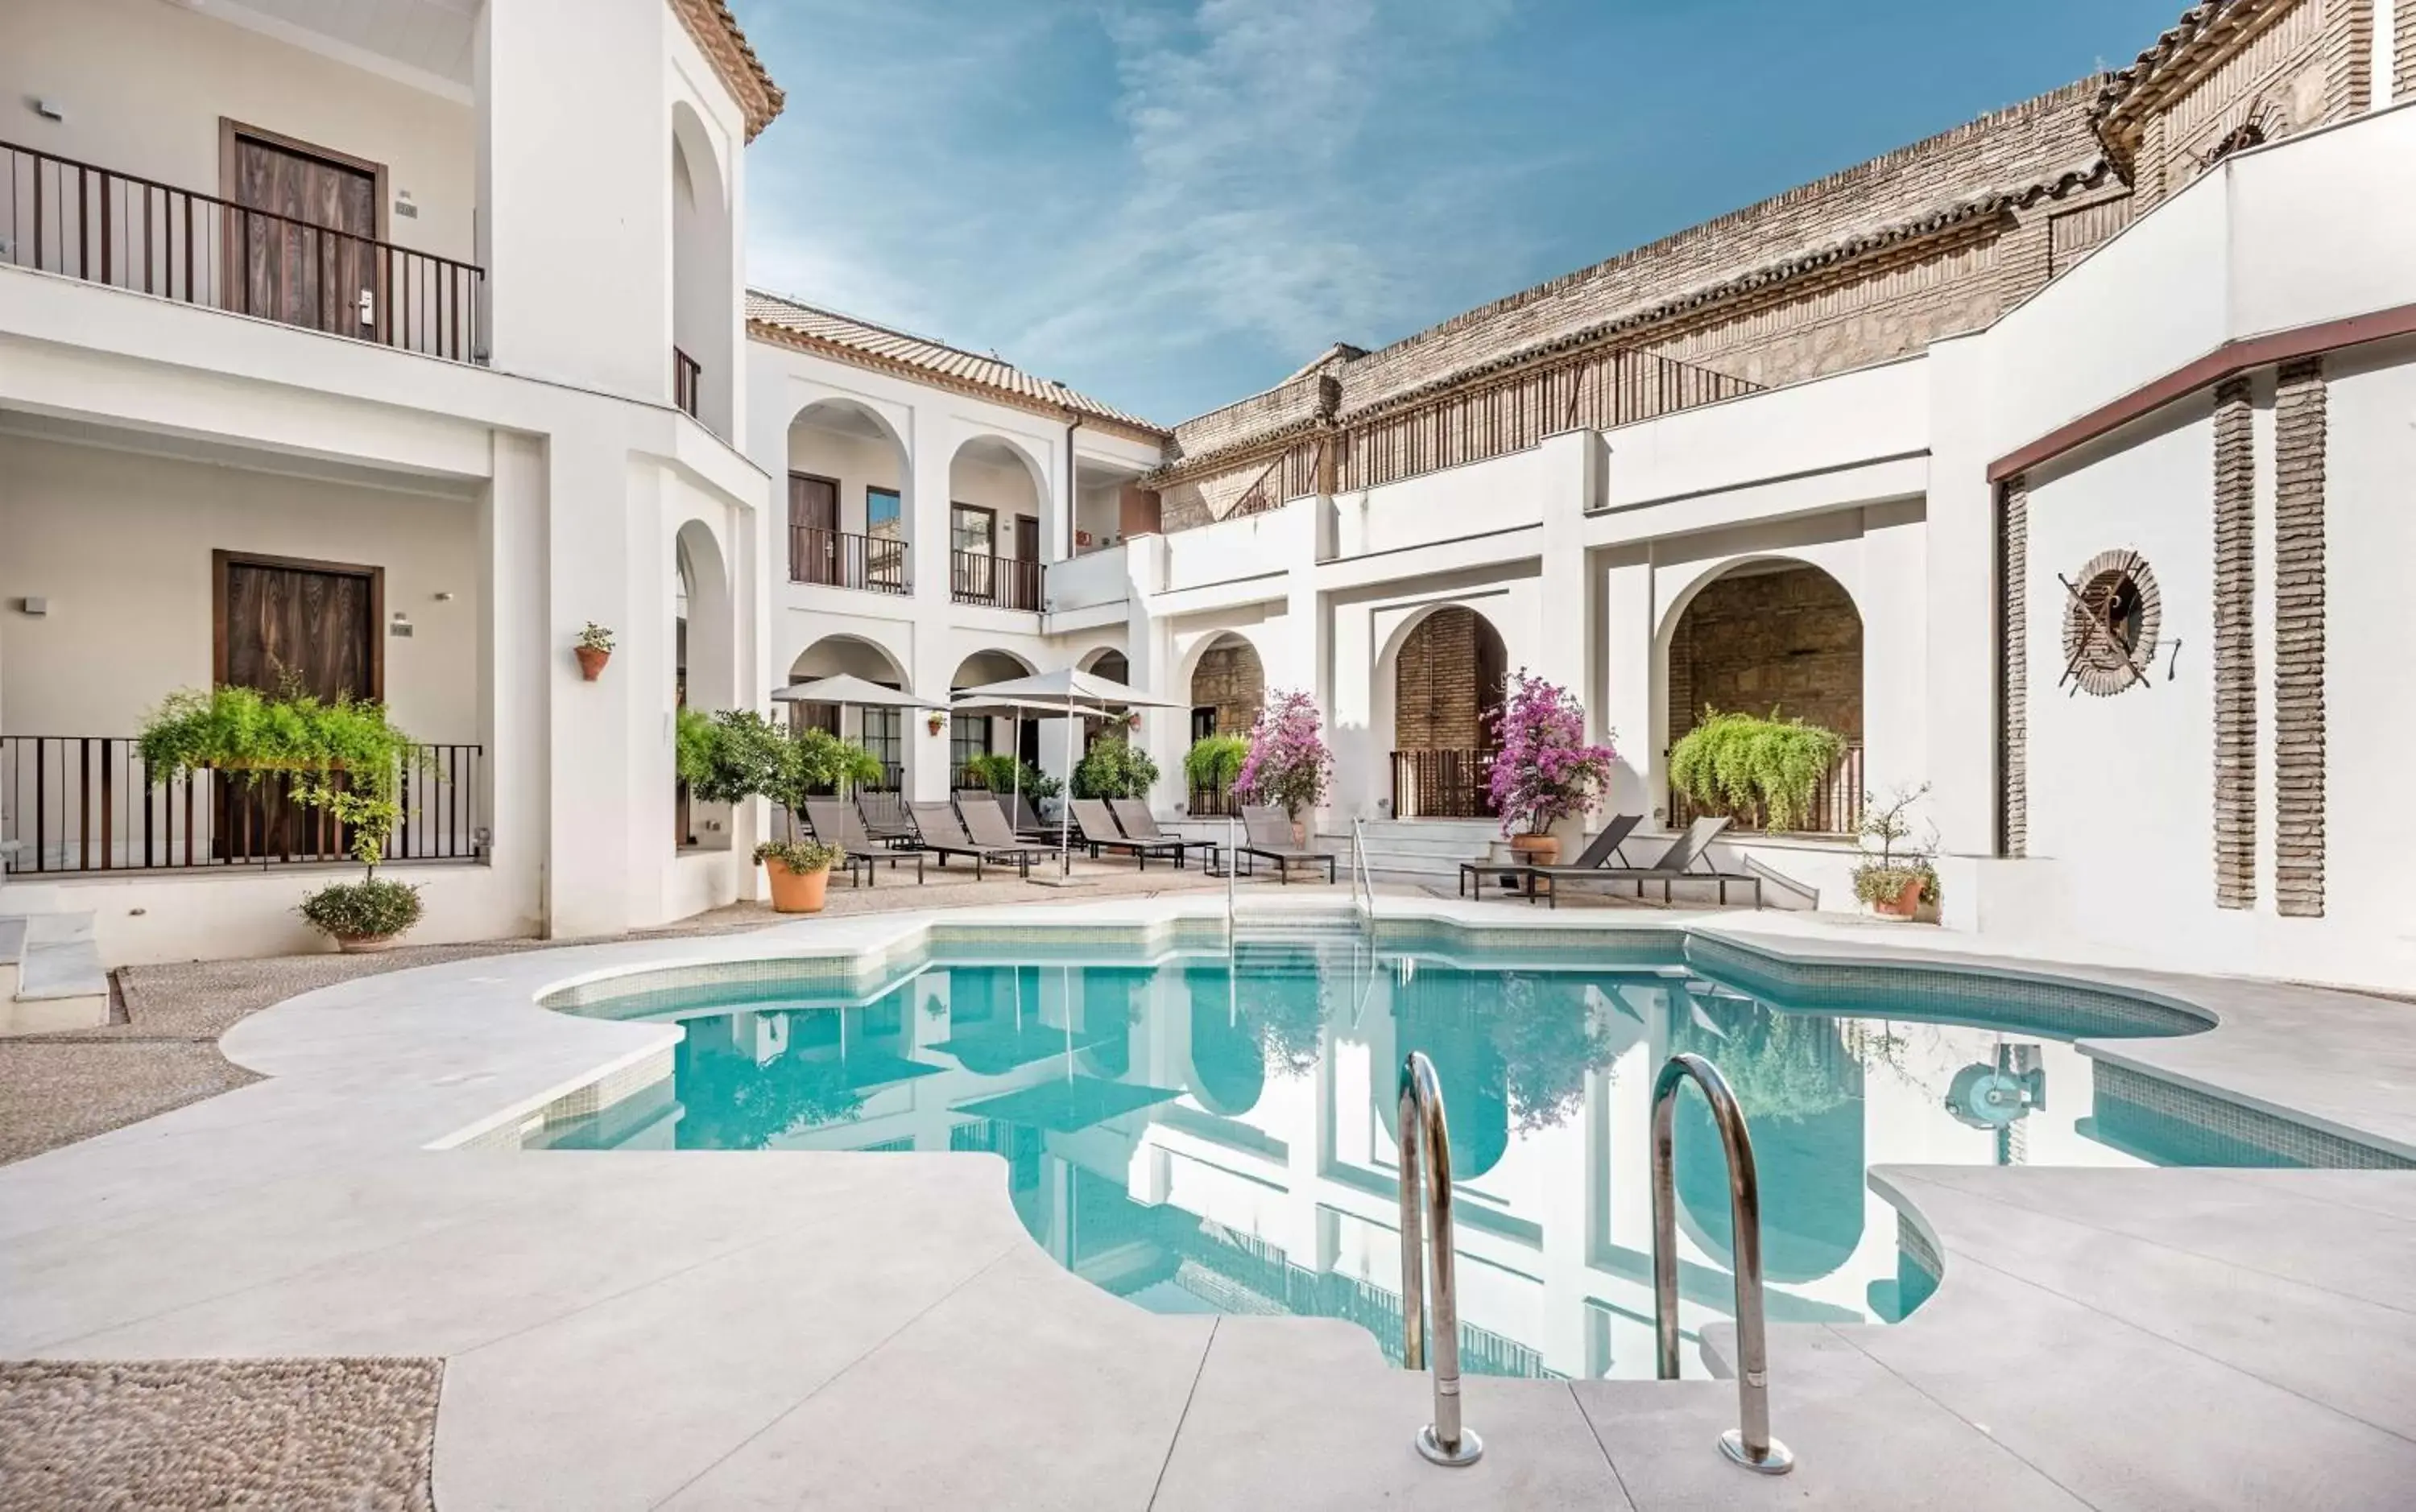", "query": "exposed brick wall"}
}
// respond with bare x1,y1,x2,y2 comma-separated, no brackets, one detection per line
1669,567,1864,743
2323,0,2375,114
2130,0,2339,209
2273,357,2327,916
2211,378,2257,908
2000,476,2029,858
1393,608,1505,749
2401,0,2416,98
2045,194,2136,277
1188,638,1265,737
